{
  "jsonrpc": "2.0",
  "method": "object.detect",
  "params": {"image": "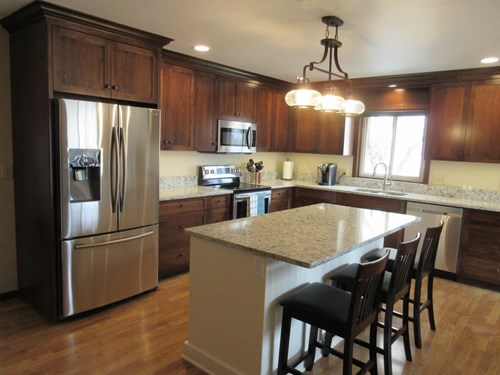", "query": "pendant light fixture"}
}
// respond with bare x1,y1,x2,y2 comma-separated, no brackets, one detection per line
285,16,365,116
